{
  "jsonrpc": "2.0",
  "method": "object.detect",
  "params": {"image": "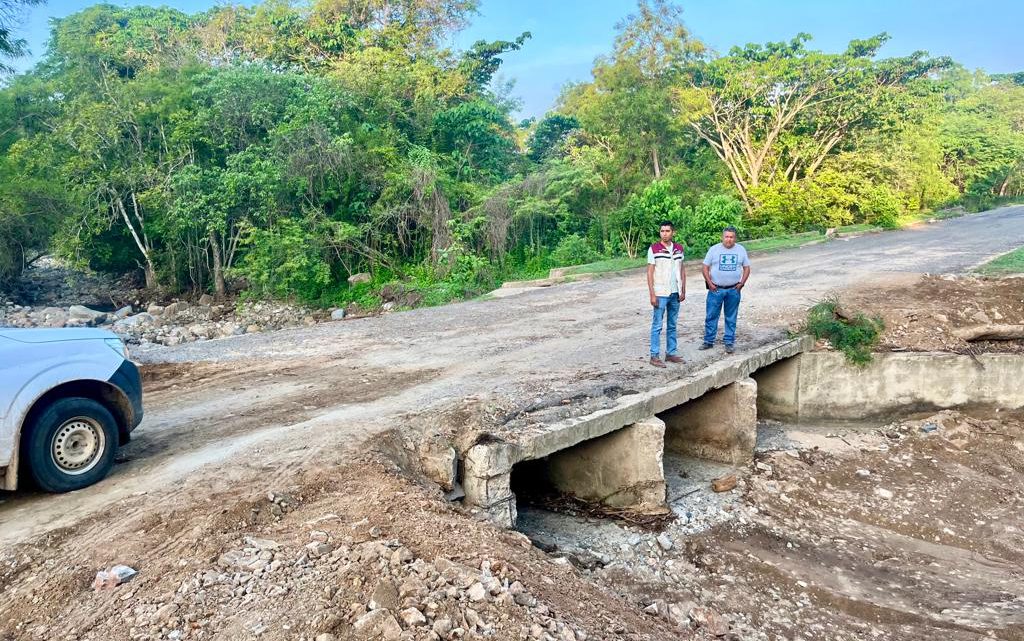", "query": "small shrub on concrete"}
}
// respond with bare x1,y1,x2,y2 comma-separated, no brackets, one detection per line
805,297,884,365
